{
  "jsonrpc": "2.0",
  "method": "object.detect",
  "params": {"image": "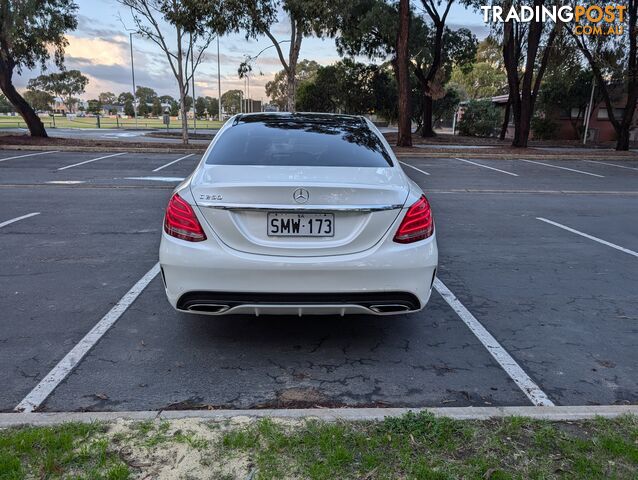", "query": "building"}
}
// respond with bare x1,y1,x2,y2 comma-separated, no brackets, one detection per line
462,93,637,142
